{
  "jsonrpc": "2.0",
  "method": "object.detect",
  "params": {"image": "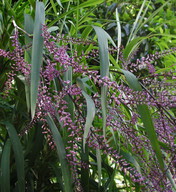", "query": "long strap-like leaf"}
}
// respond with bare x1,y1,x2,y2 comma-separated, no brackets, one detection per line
77,78,96,152
93,26,116,137
30,2,45,118
121,70,164,171
46,114,73,192
1,139,11,192
5,122,25,192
